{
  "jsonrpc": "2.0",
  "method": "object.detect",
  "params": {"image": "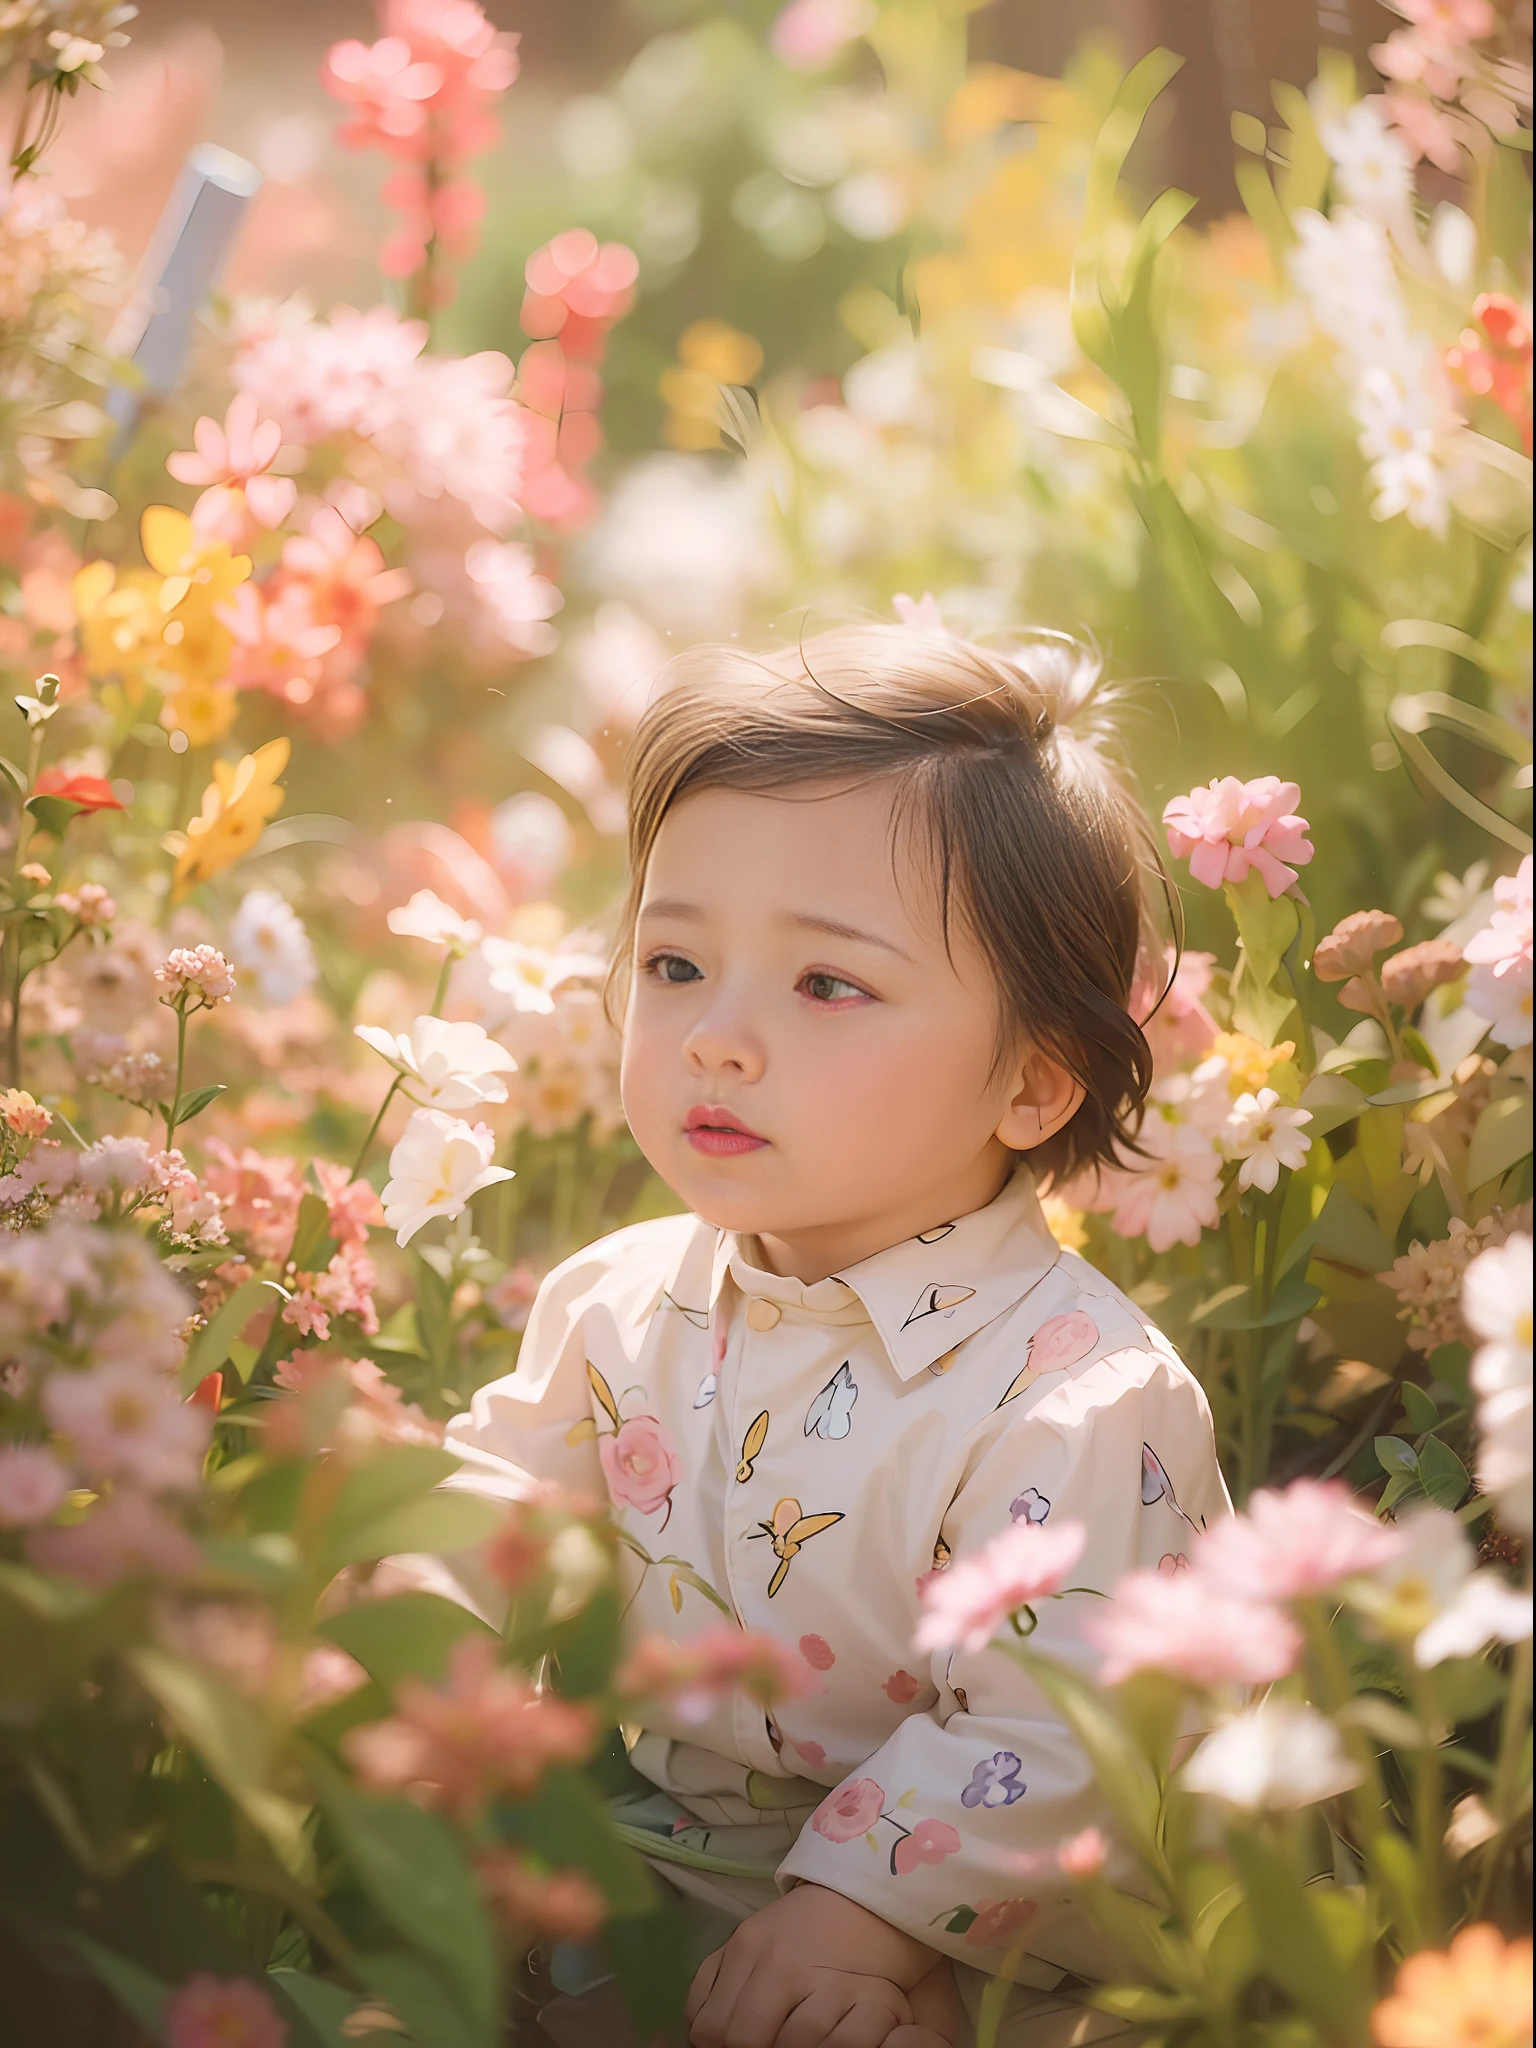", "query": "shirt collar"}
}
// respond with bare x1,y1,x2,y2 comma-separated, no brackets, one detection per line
704,1169,1061,1381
